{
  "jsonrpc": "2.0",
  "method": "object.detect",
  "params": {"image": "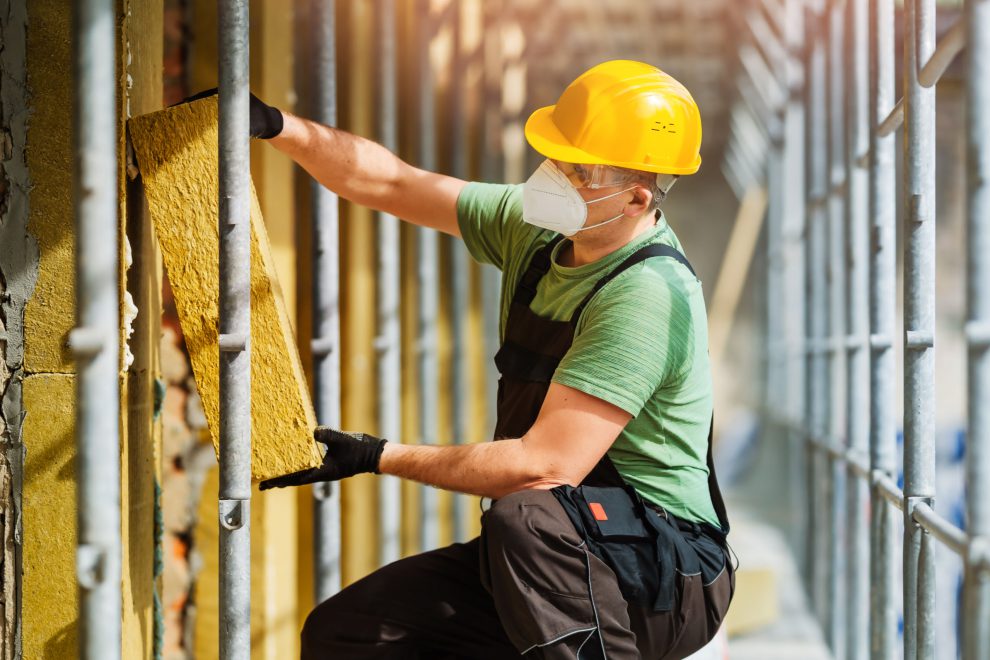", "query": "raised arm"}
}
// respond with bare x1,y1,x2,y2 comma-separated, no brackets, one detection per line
270,112,467,236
